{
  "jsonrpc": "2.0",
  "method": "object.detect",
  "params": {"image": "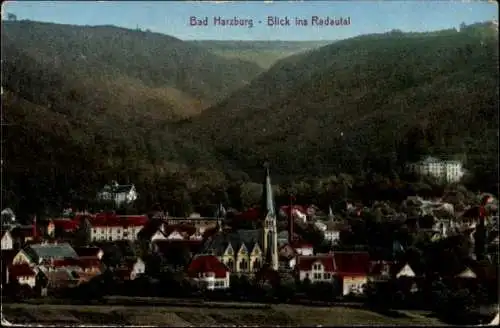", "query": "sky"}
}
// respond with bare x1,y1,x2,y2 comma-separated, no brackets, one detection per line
2,0,498,41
